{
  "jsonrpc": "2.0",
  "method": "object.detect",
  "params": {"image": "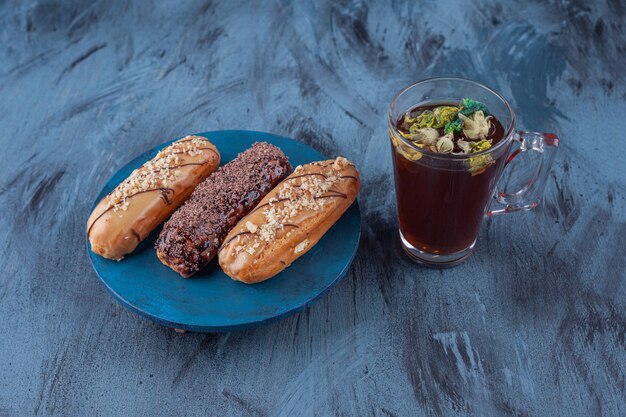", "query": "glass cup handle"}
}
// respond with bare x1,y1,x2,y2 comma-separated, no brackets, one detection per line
487,131,560,216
